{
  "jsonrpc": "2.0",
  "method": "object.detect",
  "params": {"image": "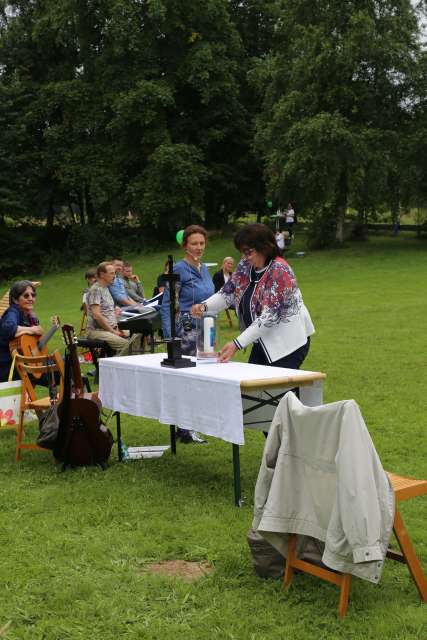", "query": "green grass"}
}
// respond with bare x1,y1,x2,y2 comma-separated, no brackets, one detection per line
1,234,427,639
